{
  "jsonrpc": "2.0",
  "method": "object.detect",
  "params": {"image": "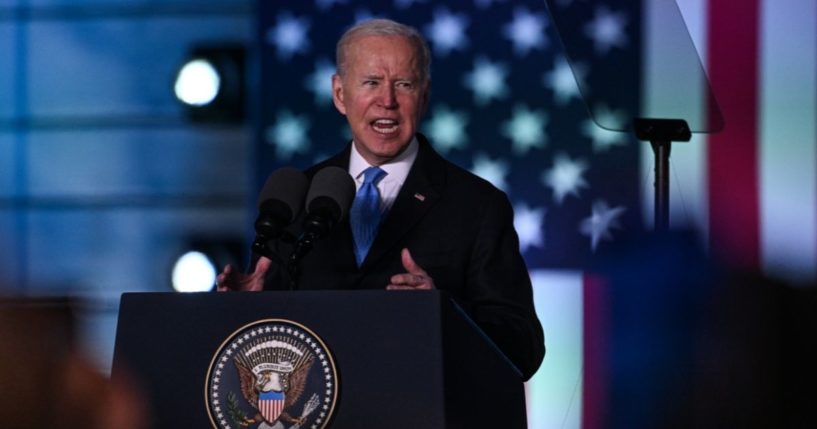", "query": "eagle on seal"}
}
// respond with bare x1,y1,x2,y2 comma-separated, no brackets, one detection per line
234,355,315,427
